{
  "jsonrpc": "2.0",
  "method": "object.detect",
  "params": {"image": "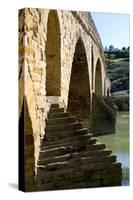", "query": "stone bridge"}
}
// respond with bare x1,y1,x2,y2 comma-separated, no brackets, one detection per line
19,8,120,191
